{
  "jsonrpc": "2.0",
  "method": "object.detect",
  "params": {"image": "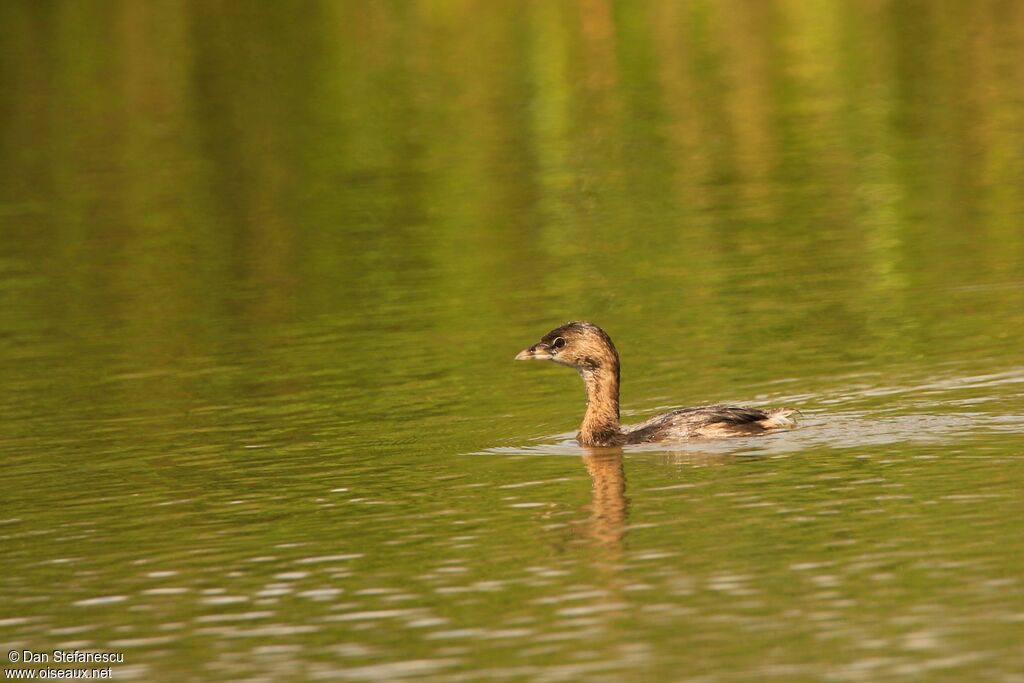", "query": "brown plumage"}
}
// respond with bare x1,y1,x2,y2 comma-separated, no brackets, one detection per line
515,321,796,447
